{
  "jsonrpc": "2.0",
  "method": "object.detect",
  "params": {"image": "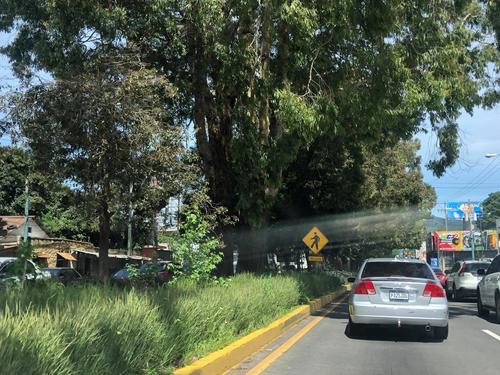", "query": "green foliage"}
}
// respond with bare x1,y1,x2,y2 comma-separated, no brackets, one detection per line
0,273,341,373
125,263,157,288
482,191,500,229
169,187,231,282
170,206,222,283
